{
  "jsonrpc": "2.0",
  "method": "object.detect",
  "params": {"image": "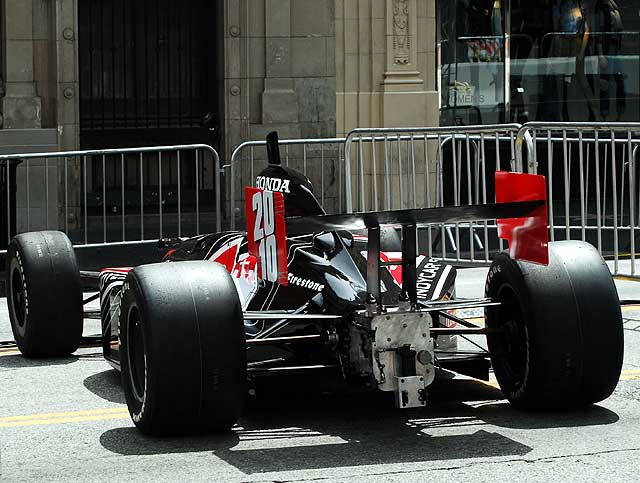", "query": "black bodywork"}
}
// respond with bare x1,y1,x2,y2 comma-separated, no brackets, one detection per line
100,225,465,375
100,148,472,384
